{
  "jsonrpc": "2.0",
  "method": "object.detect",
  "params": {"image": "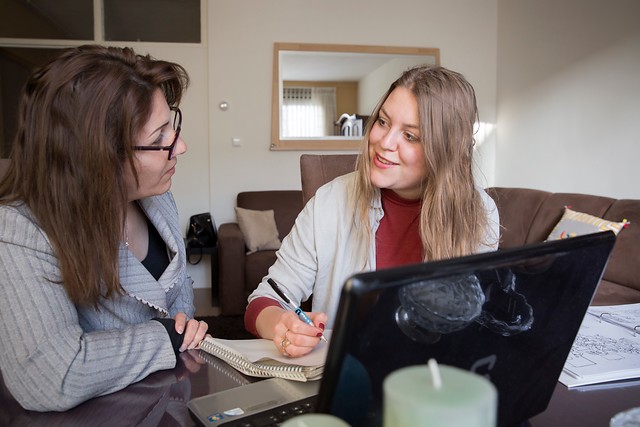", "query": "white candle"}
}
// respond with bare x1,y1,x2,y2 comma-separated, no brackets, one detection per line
383,360,497,427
